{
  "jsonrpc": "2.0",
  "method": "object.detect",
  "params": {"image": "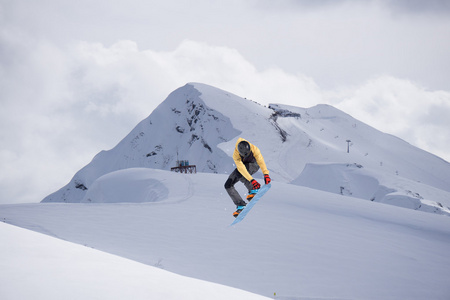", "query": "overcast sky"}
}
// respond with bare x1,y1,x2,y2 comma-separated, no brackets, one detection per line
1,0,450,204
